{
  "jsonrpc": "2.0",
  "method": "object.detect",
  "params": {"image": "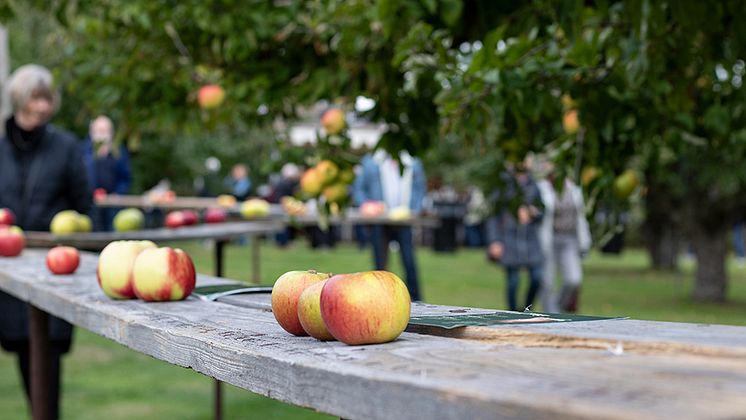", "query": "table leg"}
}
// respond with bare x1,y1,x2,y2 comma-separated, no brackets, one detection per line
251,235,261,284
30,305,51,420
214,239,226,278
213,240,226,420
